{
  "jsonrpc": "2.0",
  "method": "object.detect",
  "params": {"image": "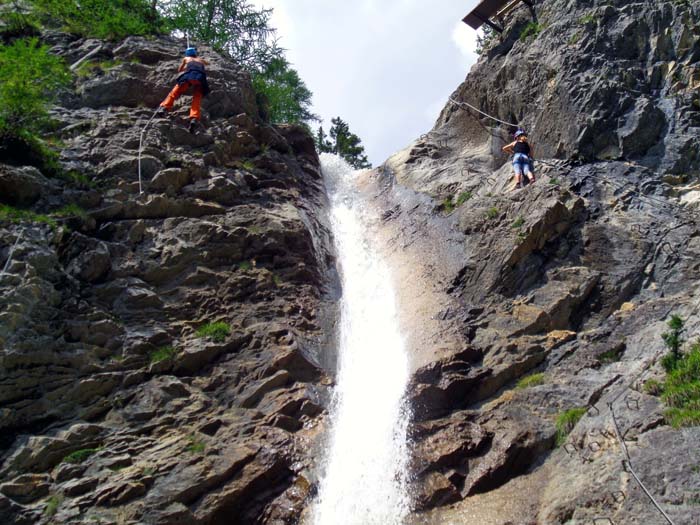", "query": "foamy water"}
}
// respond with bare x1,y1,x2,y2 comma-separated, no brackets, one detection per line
312,154,412,525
